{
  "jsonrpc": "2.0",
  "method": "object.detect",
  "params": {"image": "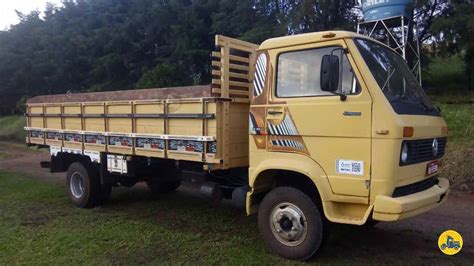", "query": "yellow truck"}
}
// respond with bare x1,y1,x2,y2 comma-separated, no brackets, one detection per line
25,31,449,260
